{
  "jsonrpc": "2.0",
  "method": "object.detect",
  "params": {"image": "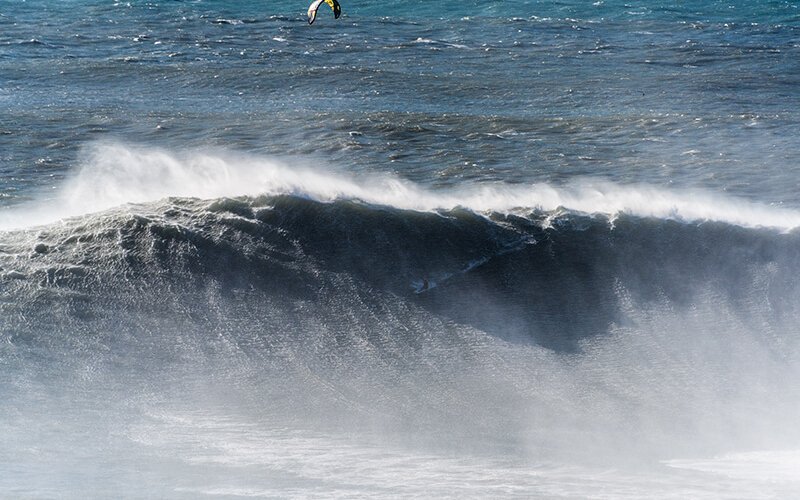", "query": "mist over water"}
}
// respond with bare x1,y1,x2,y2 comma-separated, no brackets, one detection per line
3,146,800,497
5,142,800,232
2,0,800,498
